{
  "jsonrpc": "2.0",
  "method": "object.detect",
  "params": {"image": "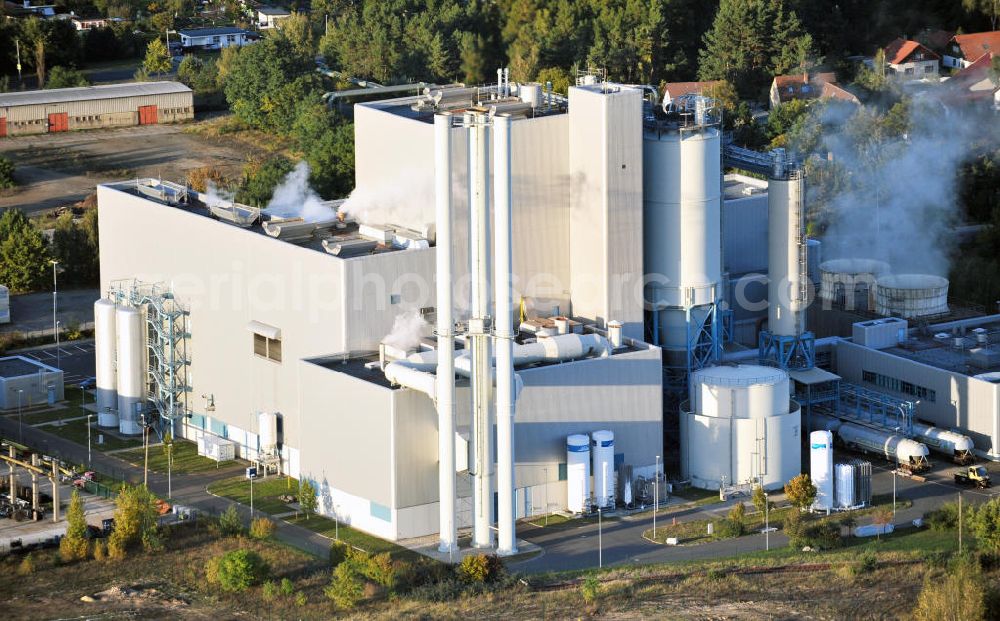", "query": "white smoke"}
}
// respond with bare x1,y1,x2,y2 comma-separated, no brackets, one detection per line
382,309,429,352
338,170,434,228
264,161,336,223
799,96,999,277
202,181,234,208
